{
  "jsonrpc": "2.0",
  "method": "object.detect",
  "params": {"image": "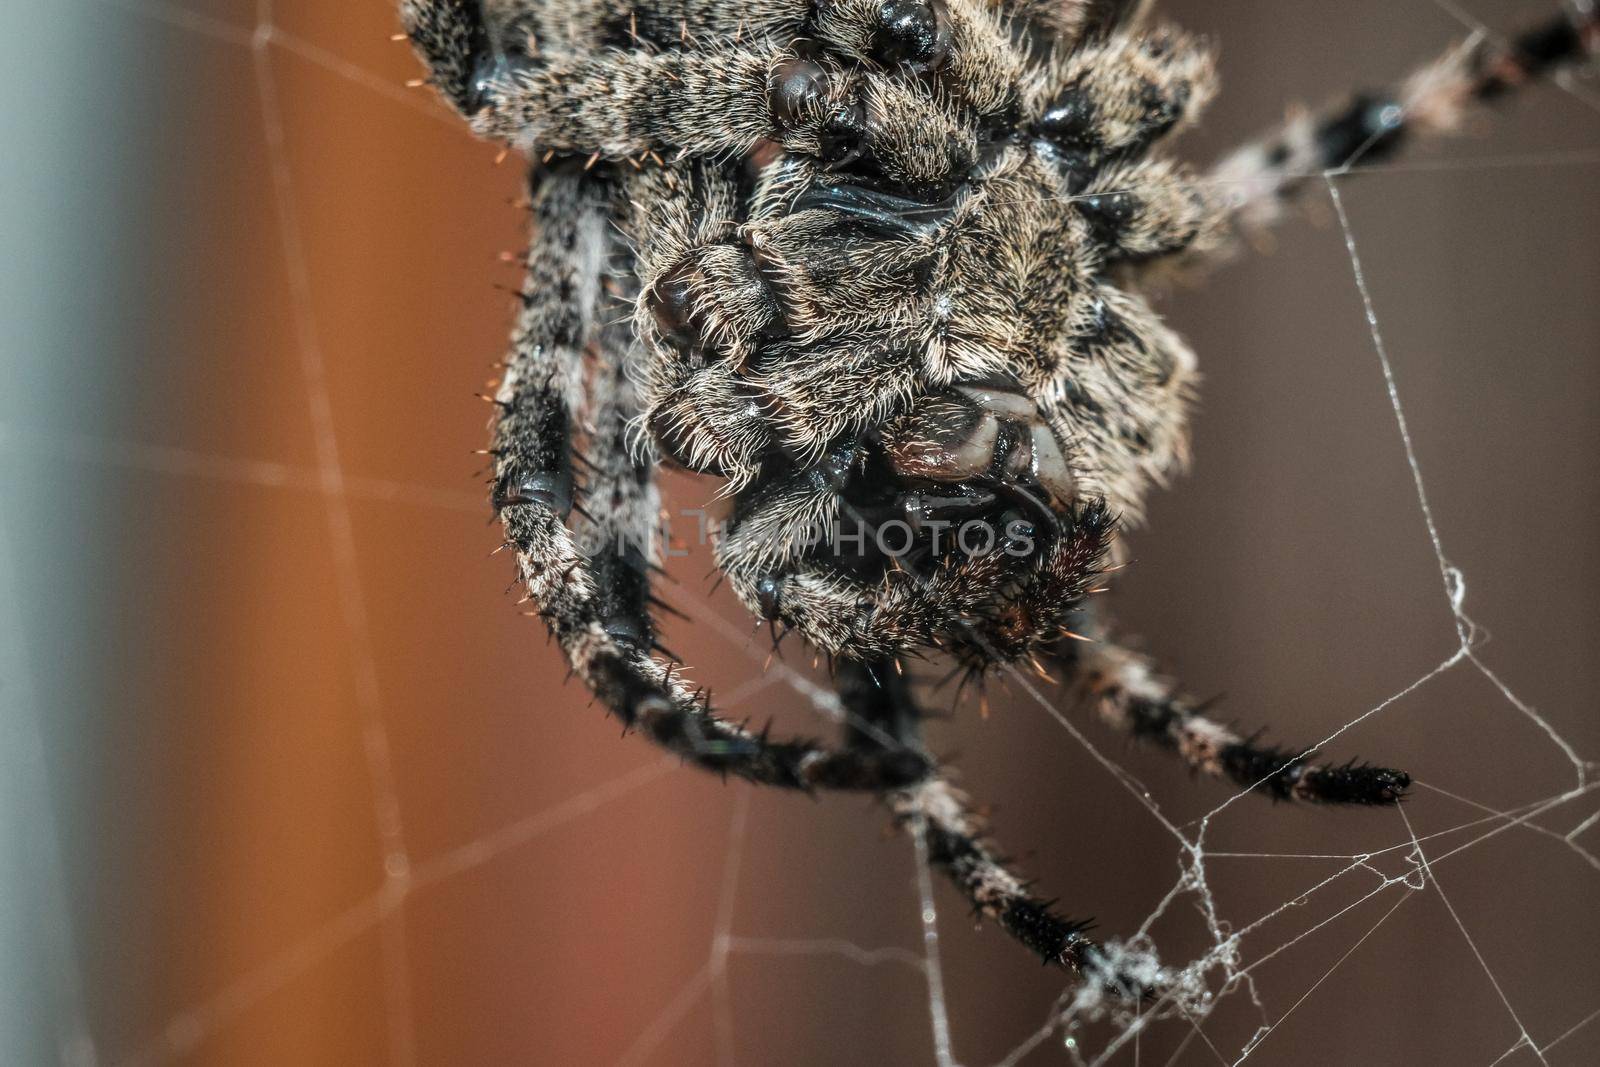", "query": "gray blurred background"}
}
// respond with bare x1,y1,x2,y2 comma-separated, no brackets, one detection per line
3,1,1597,1064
